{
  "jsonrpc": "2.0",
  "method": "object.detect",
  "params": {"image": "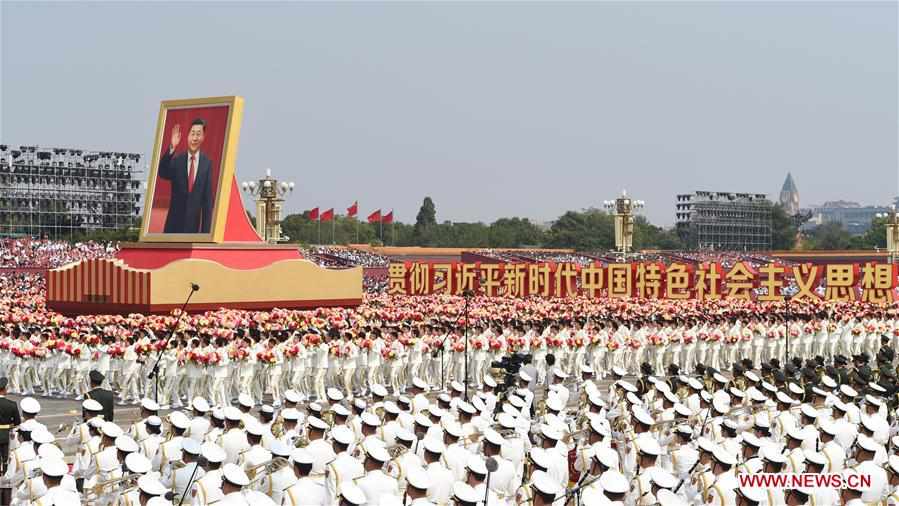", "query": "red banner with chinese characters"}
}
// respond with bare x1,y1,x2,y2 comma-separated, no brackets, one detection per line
387,262,899,303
